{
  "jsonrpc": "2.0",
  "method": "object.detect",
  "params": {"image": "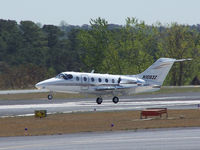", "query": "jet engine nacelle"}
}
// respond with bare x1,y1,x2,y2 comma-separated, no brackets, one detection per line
119,77,145,85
